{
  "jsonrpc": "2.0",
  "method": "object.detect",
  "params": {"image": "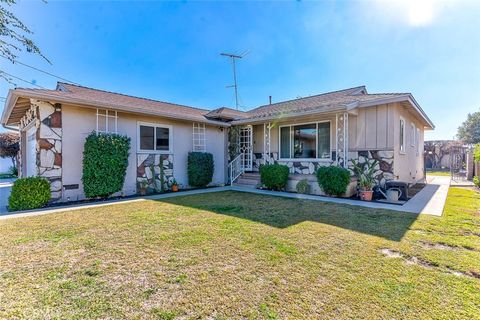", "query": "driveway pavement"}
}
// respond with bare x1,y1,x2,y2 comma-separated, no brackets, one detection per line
0,178,15,214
